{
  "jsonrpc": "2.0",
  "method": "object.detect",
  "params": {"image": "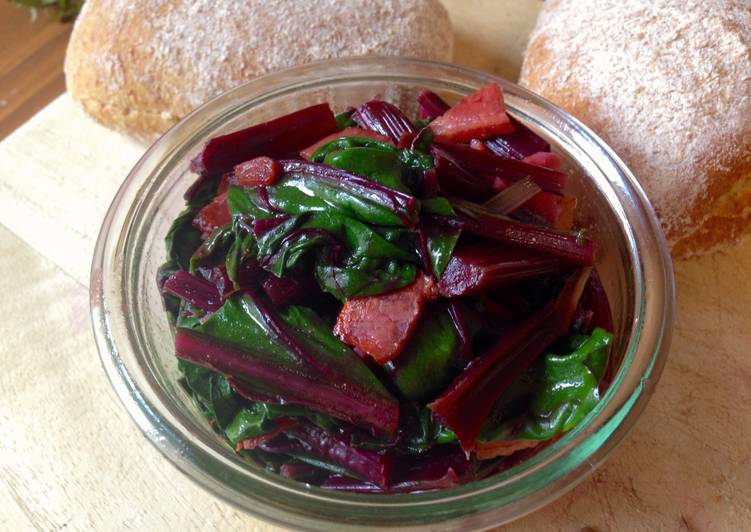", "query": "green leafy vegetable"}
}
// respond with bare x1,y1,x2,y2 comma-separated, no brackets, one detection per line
310,137,433,172
178,359,241,430
189,223,234,272
392,305,461,401
316,262,416,300
165,175,222,269
324,147,409,192
400,405,457,454
334,110,357,130
178,293,400,433
479,327,613,443
13,0,84,21
245,206,418,299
